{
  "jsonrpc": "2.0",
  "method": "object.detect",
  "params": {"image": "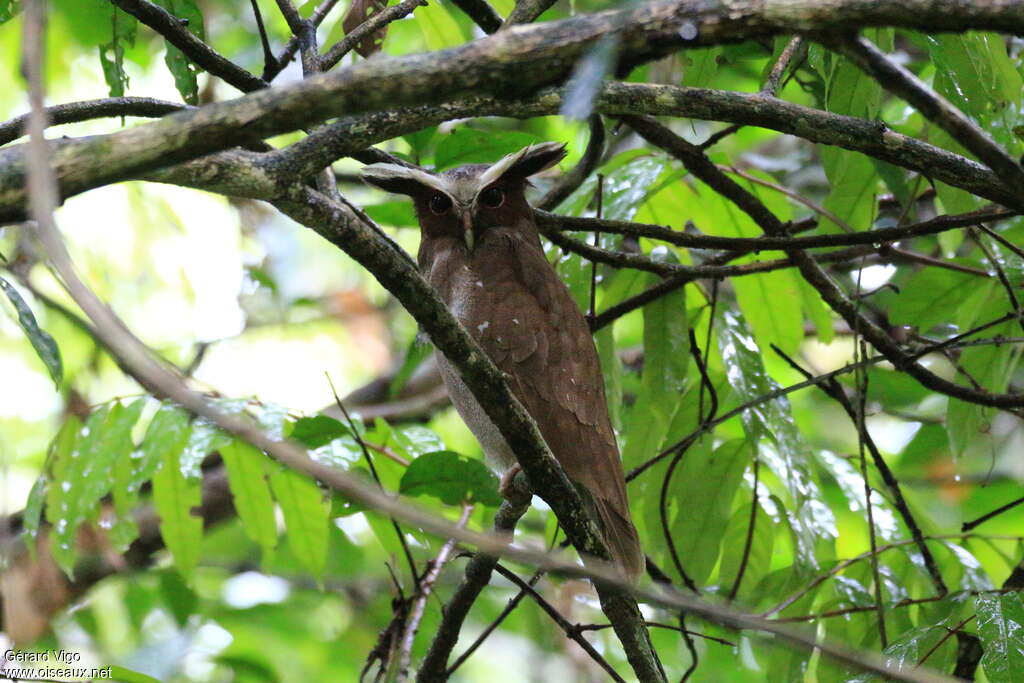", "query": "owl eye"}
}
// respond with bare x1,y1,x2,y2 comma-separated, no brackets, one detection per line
479,186,504,208
429,193,452,215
